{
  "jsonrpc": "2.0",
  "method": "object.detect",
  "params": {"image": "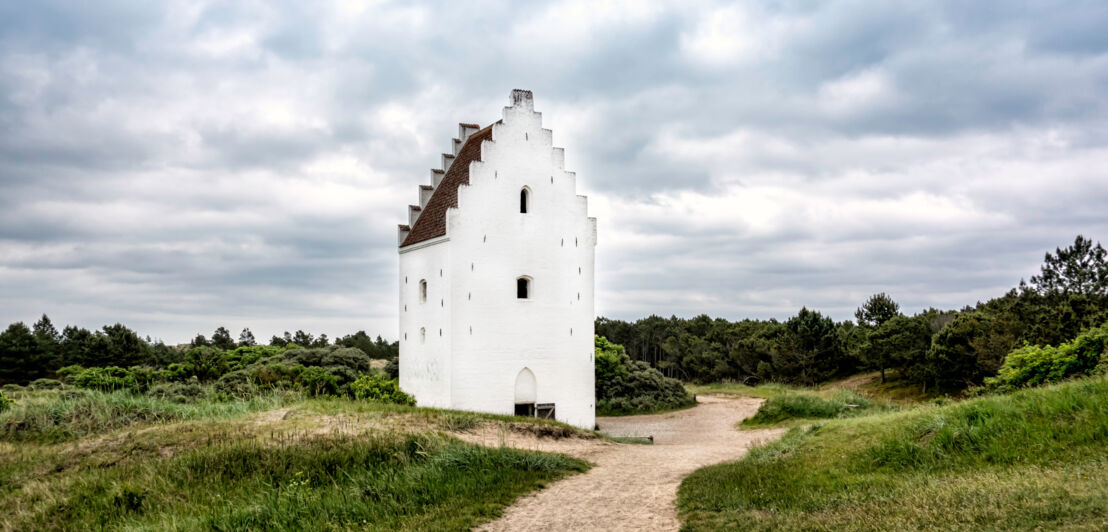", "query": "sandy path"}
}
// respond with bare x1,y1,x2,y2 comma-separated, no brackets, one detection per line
472,396,785,531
